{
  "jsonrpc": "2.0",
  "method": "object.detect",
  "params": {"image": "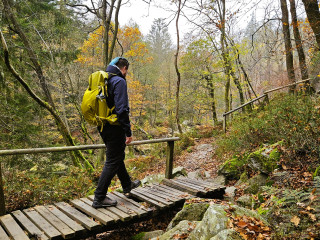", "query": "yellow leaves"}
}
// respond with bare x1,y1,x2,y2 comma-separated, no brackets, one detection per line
291,216,300,226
